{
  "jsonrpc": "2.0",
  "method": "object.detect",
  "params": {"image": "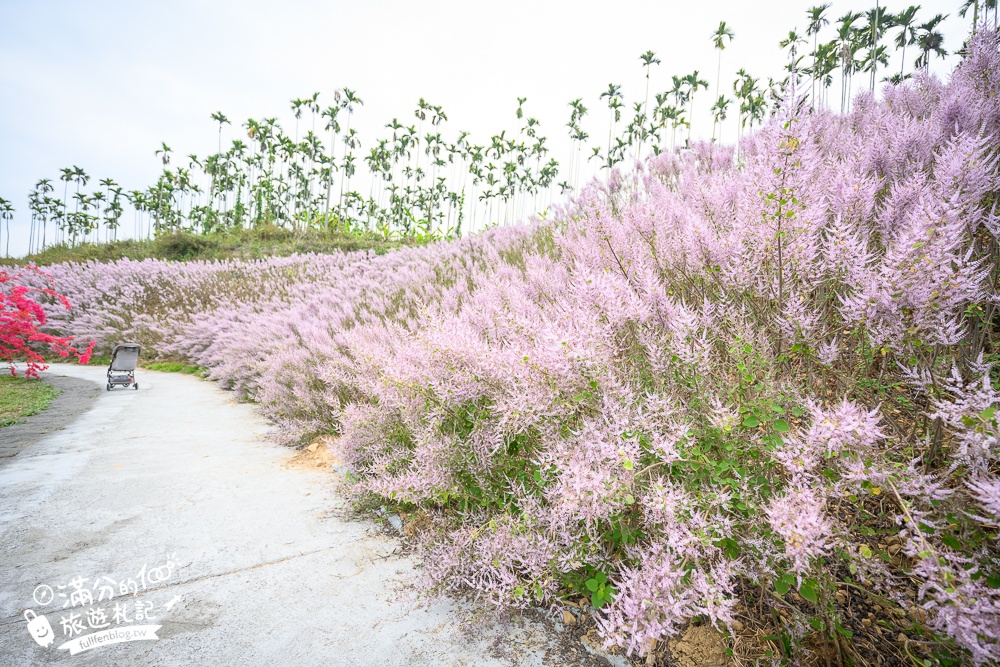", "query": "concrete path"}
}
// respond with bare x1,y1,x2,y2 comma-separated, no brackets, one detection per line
0,365,616,667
